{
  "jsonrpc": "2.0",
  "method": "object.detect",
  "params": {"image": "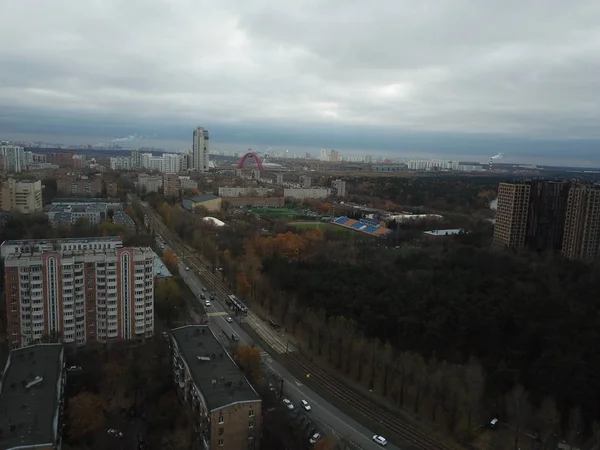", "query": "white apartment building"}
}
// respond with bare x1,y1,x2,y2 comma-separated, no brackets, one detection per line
163,153,182,174
218,187,273,197
0,144,25,173
192,127,210,172
179,176,198,190
331,179,347,197
284,188,331,200
1,179,43,214
4,246,155,348
110,156,134,171
138,173,163,193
